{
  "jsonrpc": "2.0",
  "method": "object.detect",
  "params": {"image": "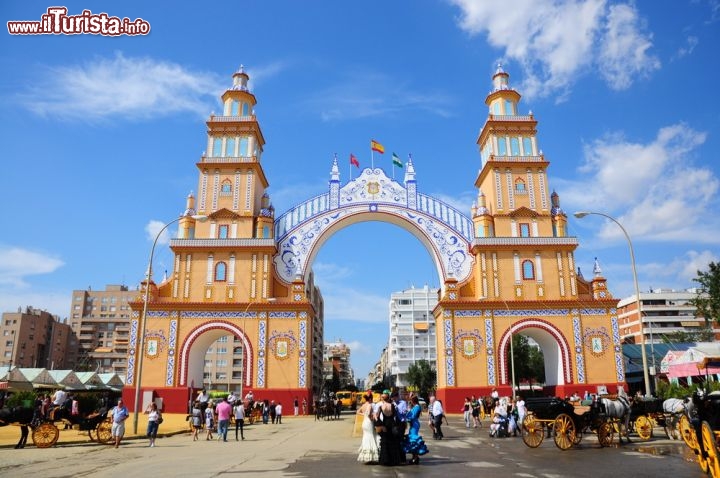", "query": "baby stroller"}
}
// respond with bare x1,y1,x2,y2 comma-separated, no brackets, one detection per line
489,413,509,438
